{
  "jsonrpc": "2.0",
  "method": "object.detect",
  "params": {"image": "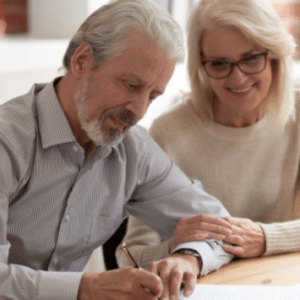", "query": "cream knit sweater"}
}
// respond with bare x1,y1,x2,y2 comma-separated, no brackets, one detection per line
117,91,300,269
